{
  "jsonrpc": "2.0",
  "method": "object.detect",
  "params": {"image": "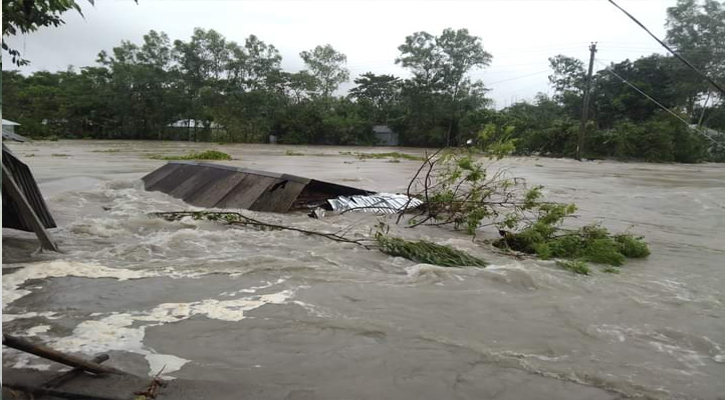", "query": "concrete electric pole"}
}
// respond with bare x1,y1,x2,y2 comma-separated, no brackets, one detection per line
577,42,597,161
